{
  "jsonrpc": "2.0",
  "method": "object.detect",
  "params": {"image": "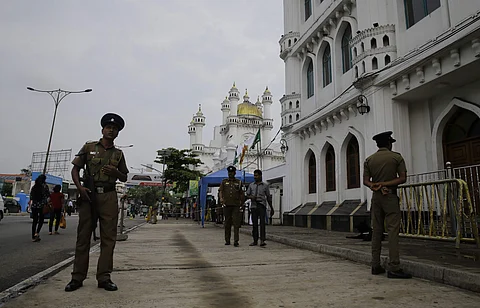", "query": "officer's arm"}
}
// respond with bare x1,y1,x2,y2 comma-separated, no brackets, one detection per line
218,182,224,203
363,176,375,188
